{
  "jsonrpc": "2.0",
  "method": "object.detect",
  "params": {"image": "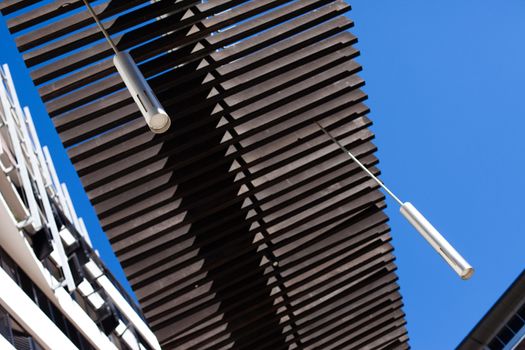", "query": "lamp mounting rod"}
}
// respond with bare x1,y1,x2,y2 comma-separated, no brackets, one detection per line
315,121,404,206
81,0,119,54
